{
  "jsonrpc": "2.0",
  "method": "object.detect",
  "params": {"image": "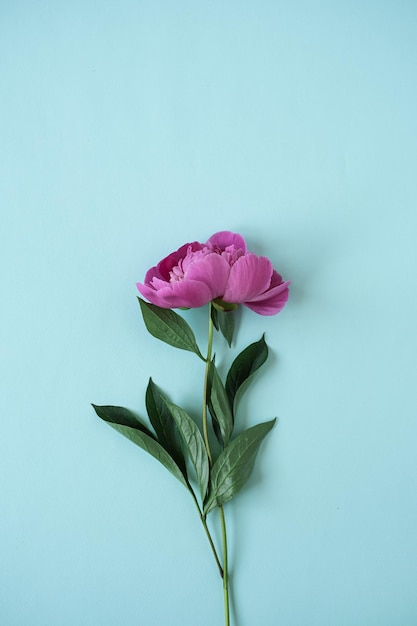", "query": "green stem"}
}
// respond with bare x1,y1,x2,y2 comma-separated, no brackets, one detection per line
202,303,231,626
219,506,230,626
202,302,214,465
